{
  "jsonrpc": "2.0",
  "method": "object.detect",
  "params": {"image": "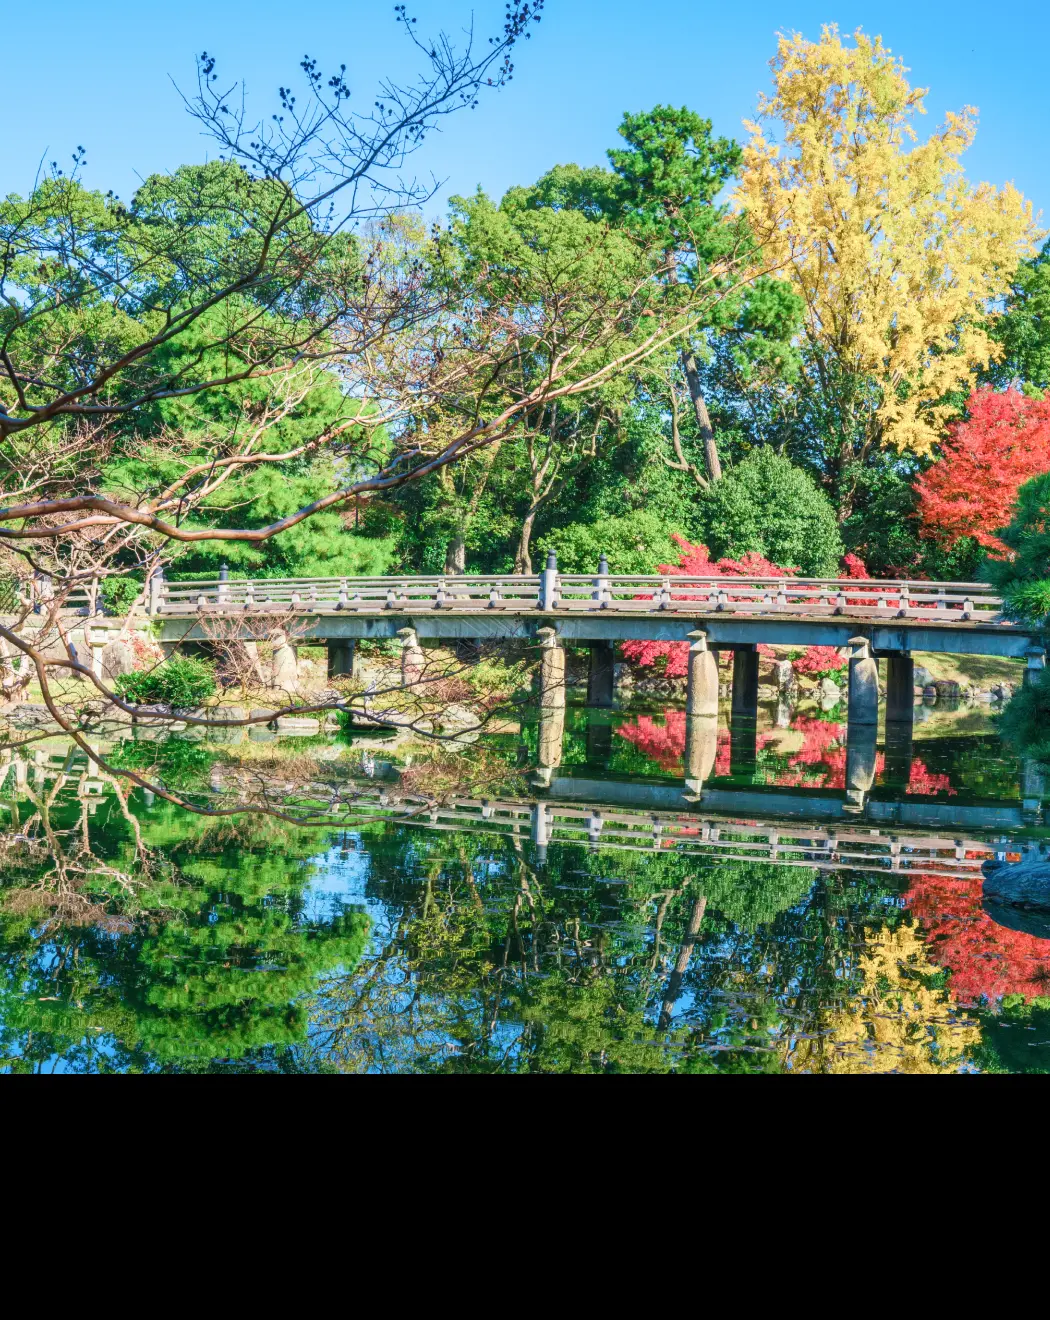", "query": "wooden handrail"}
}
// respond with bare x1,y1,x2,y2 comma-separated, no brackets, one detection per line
150,570,1010,625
